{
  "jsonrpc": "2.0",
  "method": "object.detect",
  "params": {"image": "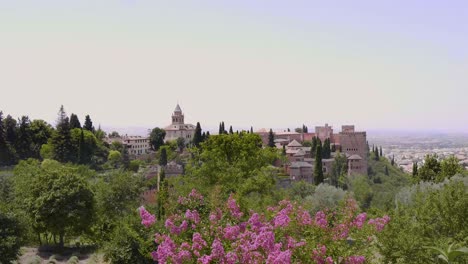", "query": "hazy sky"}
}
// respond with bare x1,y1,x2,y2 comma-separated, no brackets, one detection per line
1,0,467,133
